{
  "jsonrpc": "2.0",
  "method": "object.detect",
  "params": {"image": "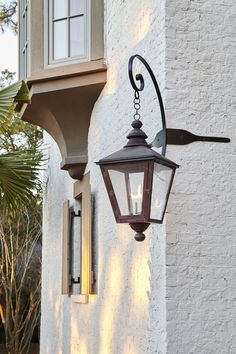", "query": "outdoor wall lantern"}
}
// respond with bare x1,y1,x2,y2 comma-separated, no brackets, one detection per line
97,55,230,242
